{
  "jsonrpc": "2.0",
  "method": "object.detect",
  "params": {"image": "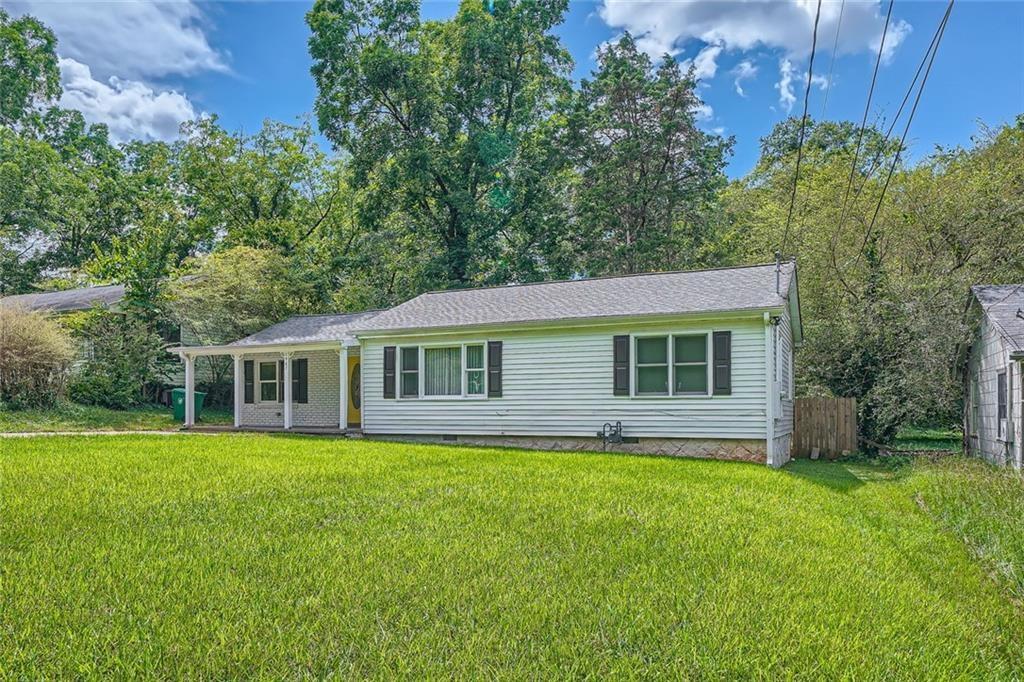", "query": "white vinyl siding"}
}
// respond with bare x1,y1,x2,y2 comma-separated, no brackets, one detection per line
362,315,769,439
965,314,1021,468
774,305,795,439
